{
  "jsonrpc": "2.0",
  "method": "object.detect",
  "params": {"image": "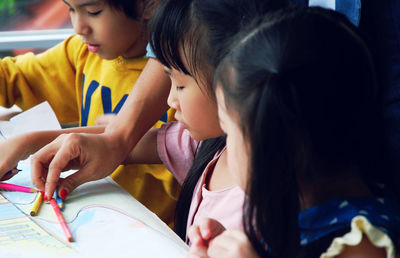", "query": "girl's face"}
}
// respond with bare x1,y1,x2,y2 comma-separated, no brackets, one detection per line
216,86,249,190
166,67,223,141
63,0,148,59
